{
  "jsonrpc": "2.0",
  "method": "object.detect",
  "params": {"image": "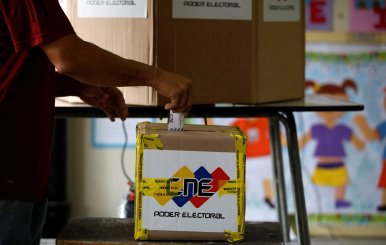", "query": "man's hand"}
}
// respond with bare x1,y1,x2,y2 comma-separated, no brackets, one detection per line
79,86,128,122
151,70,192,114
